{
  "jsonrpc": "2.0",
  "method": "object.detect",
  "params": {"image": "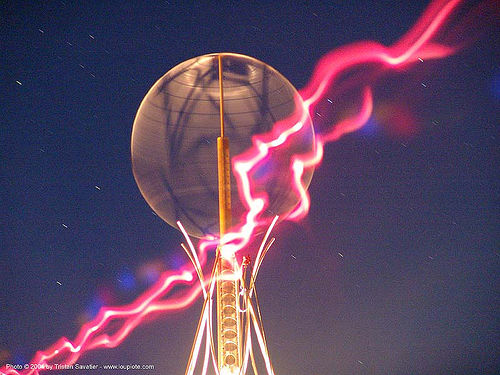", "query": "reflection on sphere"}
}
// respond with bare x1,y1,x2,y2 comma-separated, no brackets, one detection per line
132,53,314,238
